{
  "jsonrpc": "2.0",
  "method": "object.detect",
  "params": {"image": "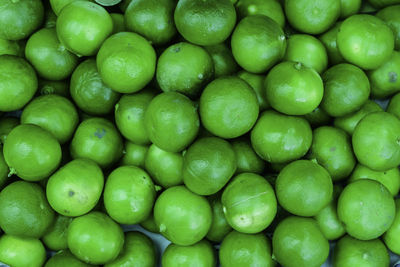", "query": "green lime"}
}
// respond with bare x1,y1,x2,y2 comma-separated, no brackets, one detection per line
96,32,156,93
304,107,332,127
154,186,212,245
56,1,113,56
70,117,124,168
103,166,156,224
50,0,89,15
0,235,46,267
204,43,240,78
0,181,55,238
377,5,400,50
145,144,183,188
265,61,324,115
0,116,19,144
333,235,390,267
237,70,270,111
220,231,273,267
200,76,259,139
38,79,70,97
105,231,156,267
70,59,121,116
162,240,216,267
309,126,356,181
120,141,148,168
337,14,394,70
144,92,199,152
21,94,79,144
340,0,361,18
45,250,91,267
383,199,400,255
352,112,400,171
321,63,370,117
67,211,124,265
231,15,286,73
110,13,125,34
318,22,345,65
222,173,277,233
4,124,62,181
0,38,24,57
236,0,285,28
0,55,38,112
0,0,44,40
125,0,177,46
95,0,121,6
206,194,232,243
232,137,265,174
140,213,159,233
368,0,400,8
251,110,312,163
43,1,57,28
42,214,72,251
388,92,400,119
284,0,340,34
183,137,236,196
174,0,236,46
272,216,329,267
337,179,395,240
46,158,104,216
0,147,8,188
